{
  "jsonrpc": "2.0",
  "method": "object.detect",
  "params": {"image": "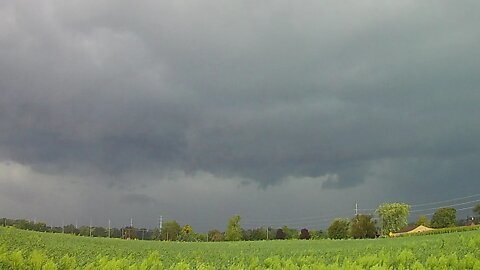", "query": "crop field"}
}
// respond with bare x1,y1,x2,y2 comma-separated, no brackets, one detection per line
2,226,480,269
